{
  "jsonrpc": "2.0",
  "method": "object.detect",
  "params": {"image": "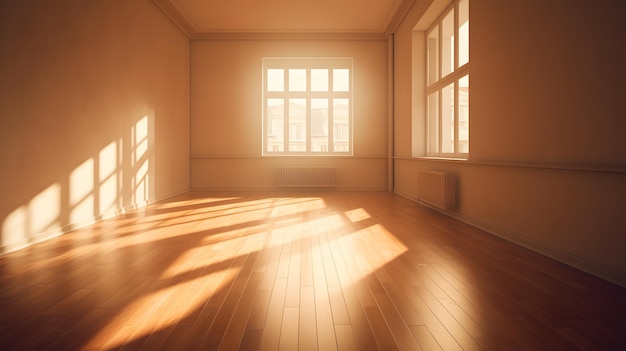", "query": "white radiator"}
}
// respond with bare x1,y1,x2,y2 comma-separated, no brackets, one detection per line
277,167,337,188
417,170,455,210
